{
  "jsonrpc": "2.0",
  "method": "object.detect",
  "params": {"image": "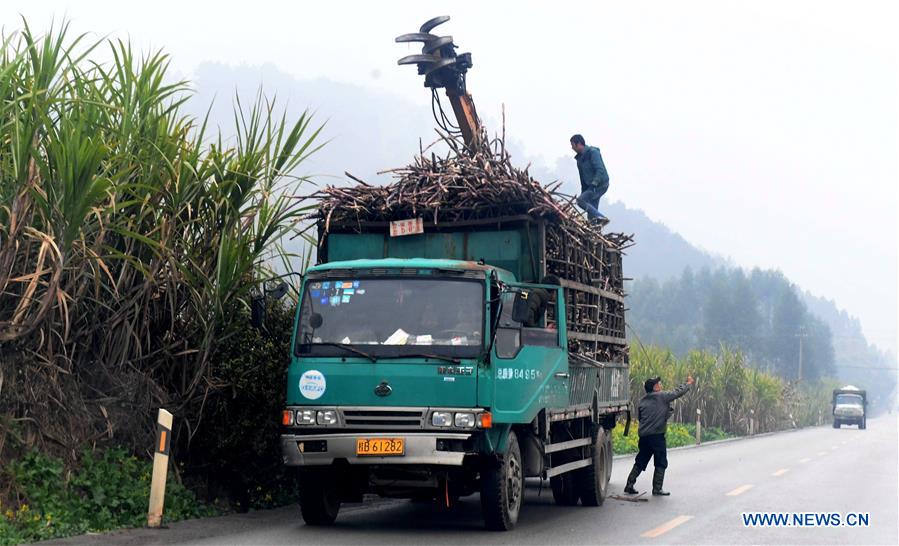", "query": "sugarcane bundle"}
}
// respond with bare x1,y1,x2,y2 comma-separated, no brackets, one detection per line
311,135,634,296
